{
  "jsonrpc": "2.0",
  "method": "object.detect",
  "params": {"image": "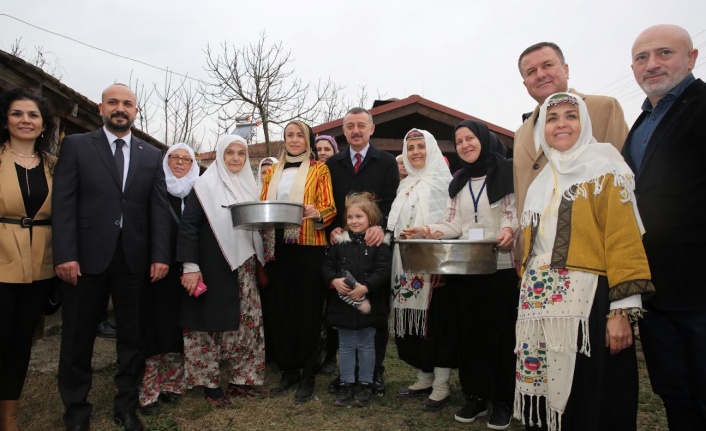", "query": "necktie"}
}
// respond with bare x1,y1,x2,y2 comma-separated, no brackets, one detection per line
353,153,362,173
114,139,125,188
